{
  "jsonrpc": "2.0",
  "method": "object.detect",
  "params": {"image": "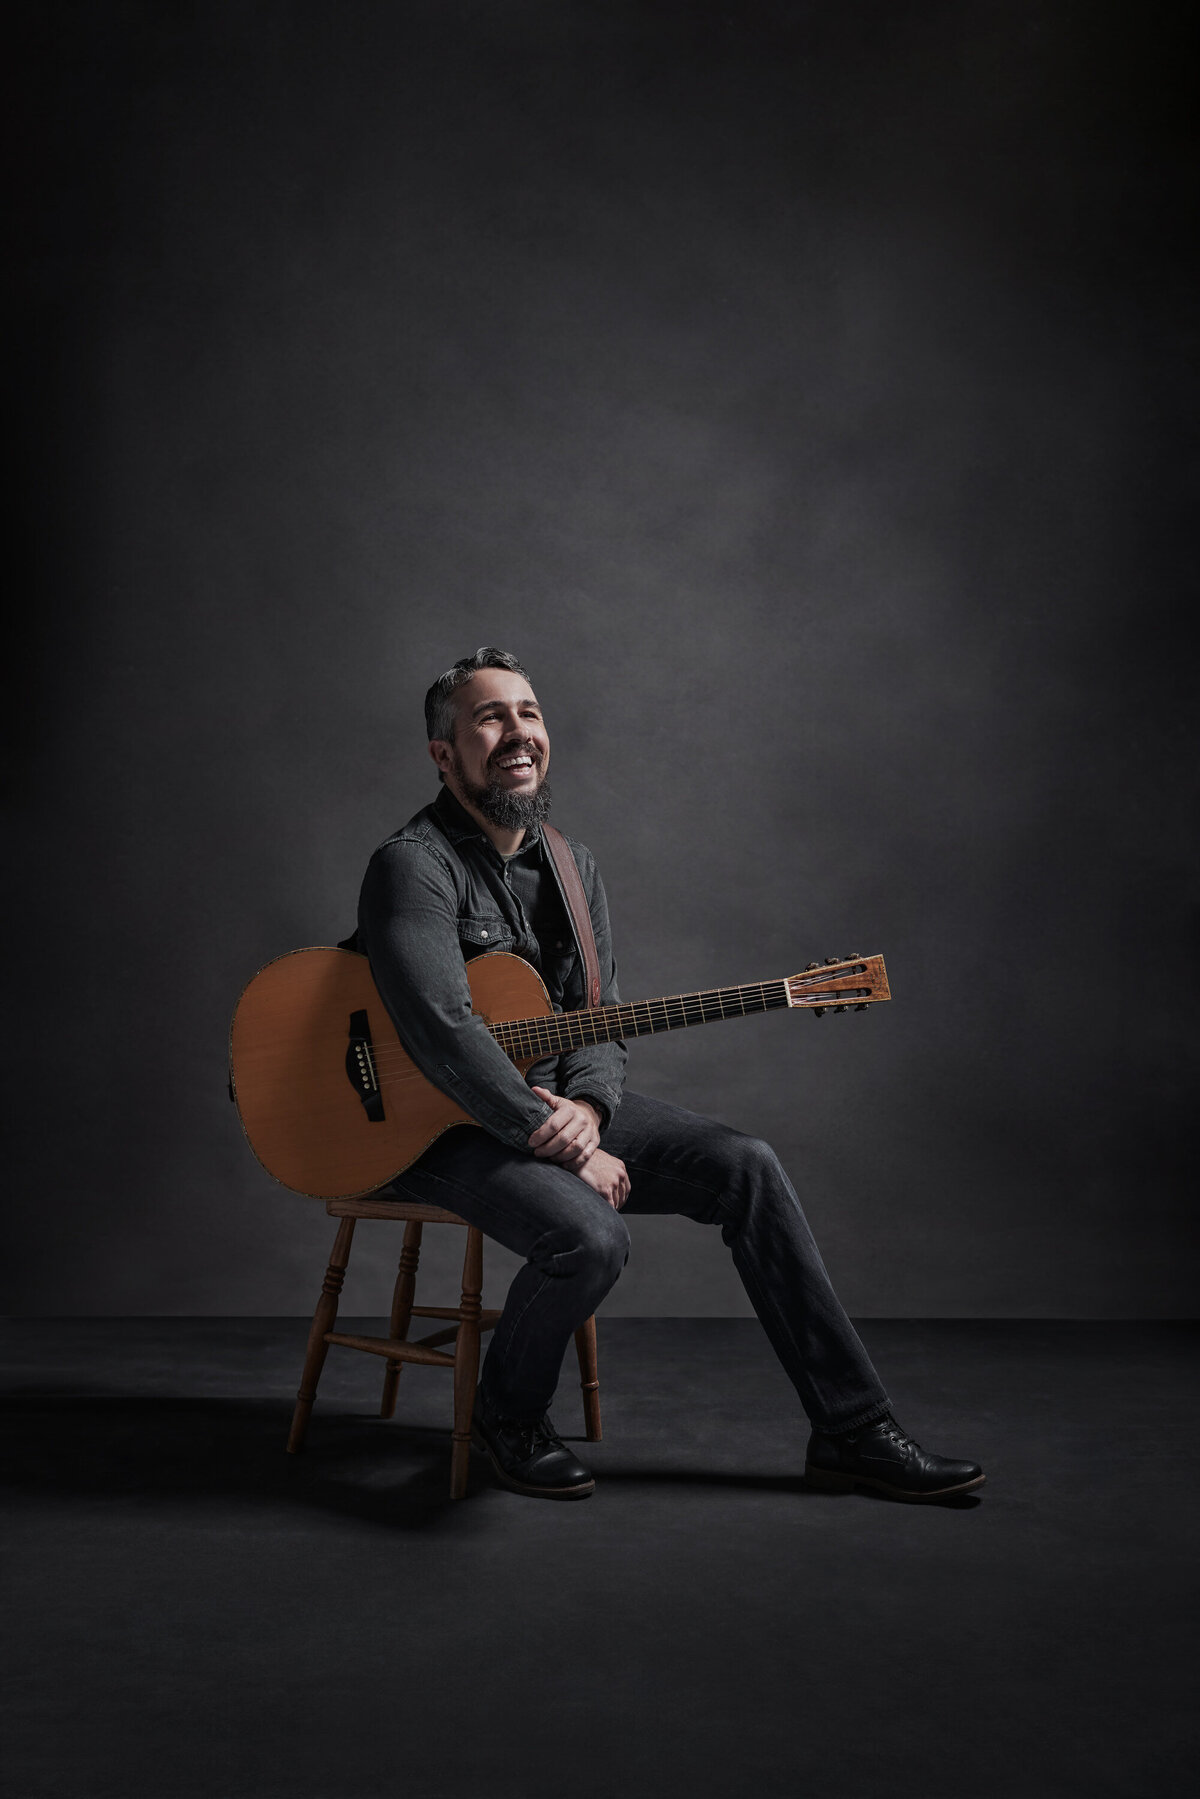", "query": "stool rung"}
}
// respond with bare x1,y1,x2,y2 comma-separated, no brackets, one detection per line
412,1317,496,1351
411,1306,503,1325
325,1330,454,1368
